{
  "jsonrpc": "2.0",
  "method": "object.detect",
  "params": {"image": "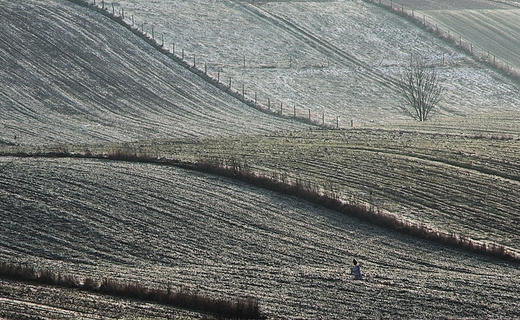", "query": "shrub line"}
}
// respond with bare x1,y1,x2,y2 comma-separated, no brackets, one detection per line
0,261,263,319
11,149,517,264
